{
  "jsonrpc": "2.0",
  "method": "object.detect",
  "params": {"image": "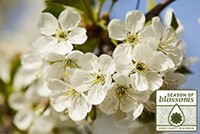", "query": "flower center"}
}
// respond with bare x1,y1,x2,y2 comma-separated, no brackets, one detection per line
131,62,147,74
115,84,132,98
126,32,138,46
64,89,81,101
56,29,68,41
93,73,105,85
65,58,79,69
157,40,167,52
65,89,77,96
136,62,146,71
